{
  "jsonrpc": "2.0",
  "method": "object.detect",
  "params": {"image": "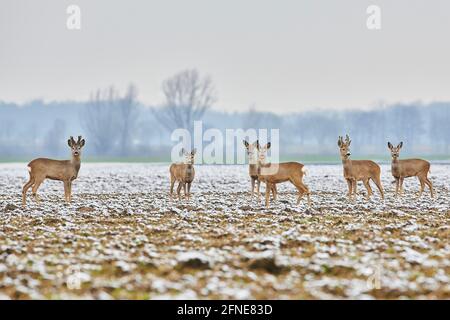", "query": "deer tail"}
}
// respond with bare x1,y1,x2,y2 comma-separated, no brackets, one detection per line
301,166,308,176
